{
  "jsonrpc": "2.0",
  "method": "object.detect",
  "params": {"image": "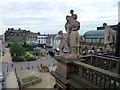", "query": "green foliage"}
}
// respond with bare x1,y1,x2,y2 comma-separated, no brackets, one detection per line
13,53,36,62
10,42,25,56
10,42,36,62
12,56,22,62
22,42,33,51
